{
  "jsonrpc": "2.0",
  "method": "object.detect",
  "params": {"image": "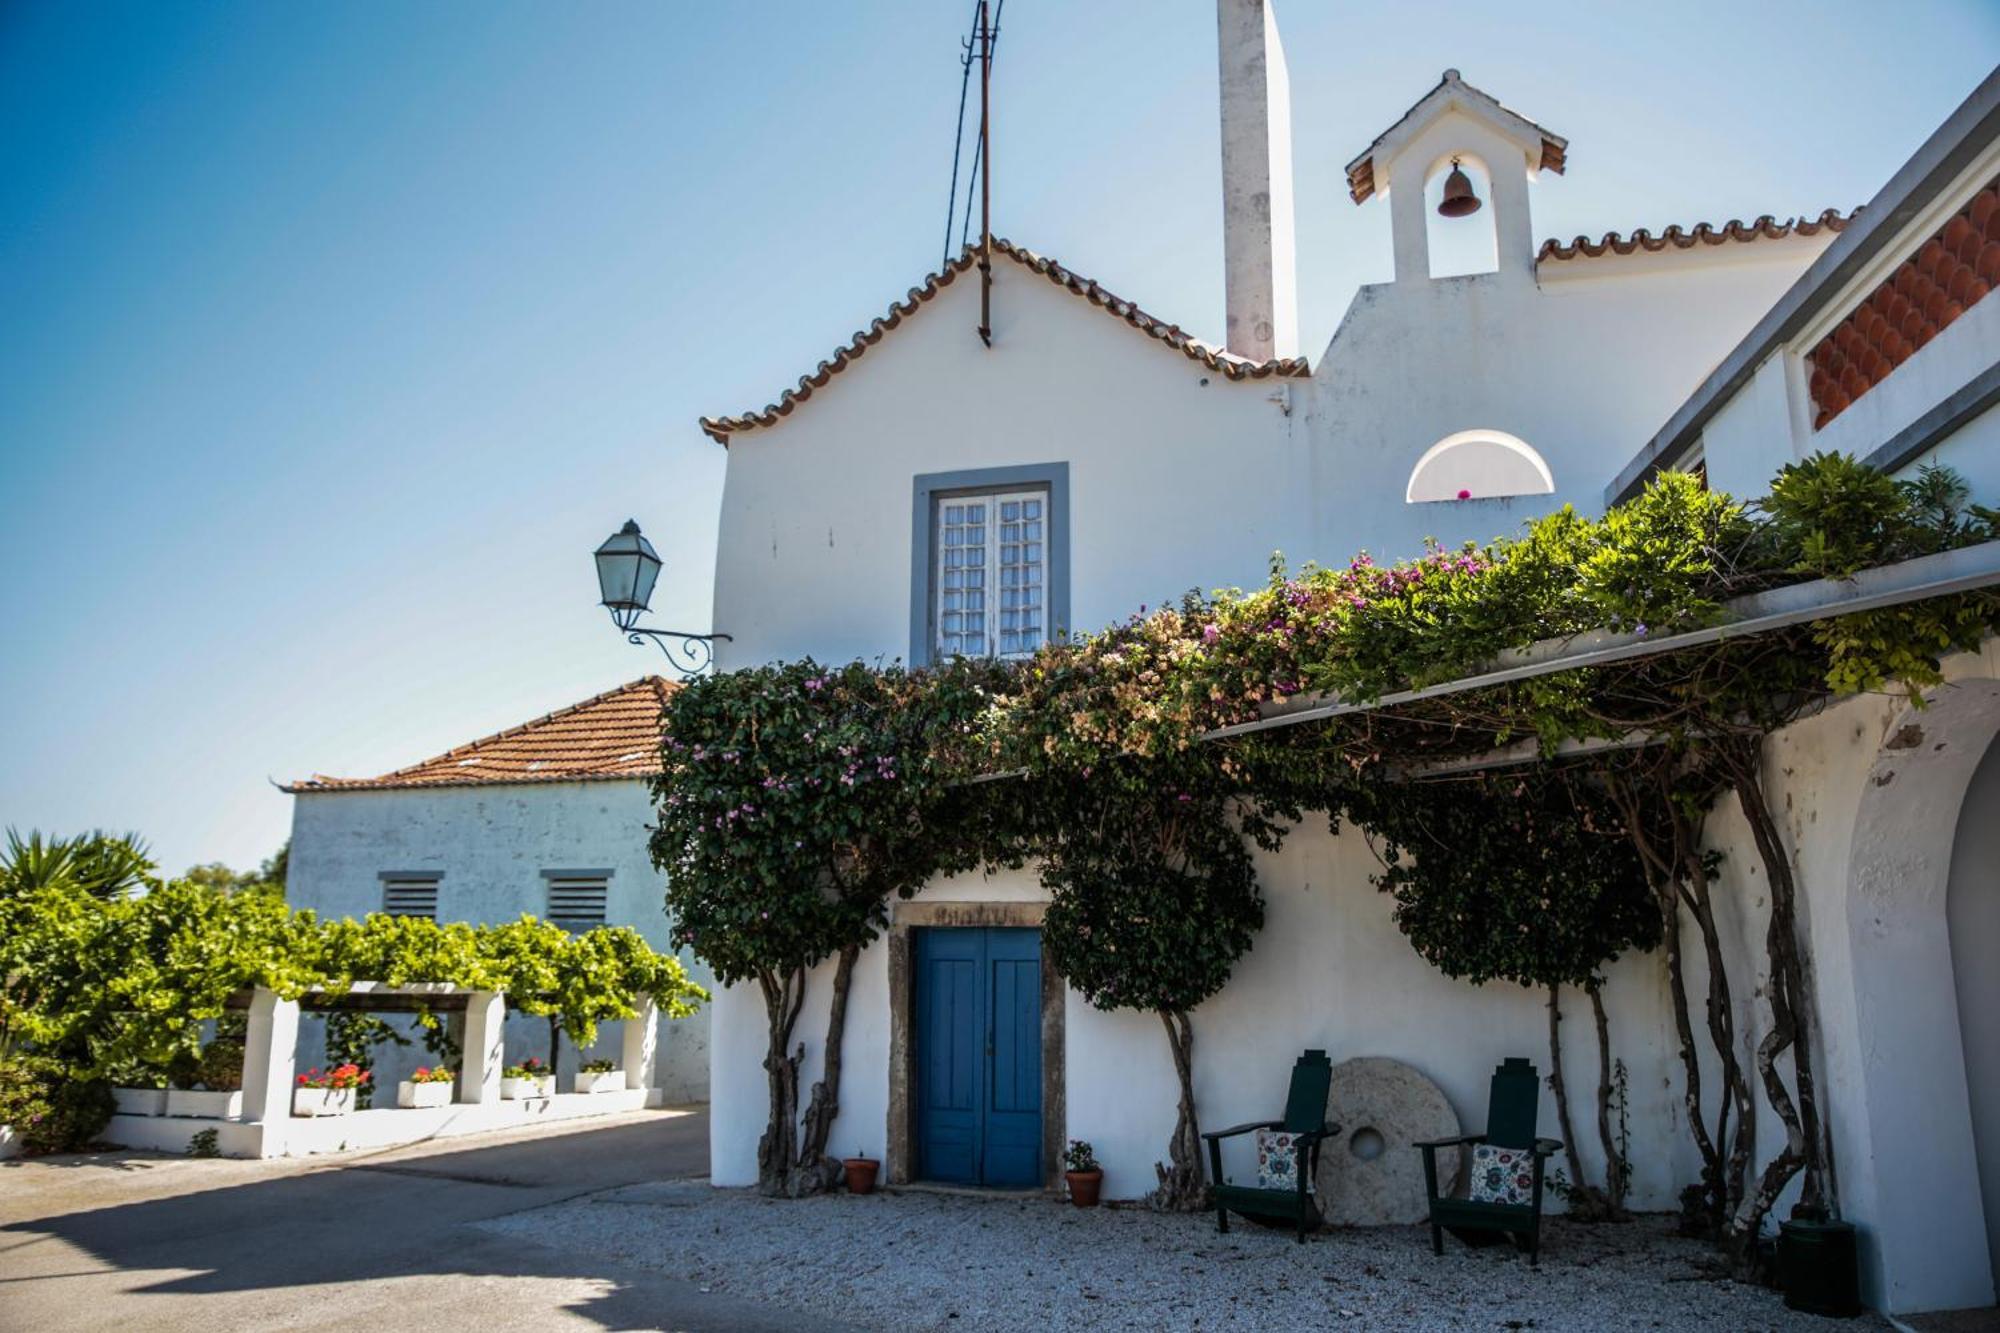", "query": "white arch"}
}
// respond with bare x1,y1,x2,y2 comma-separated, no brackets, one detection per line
1405,429,1554,503
1841,677,2000,1312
